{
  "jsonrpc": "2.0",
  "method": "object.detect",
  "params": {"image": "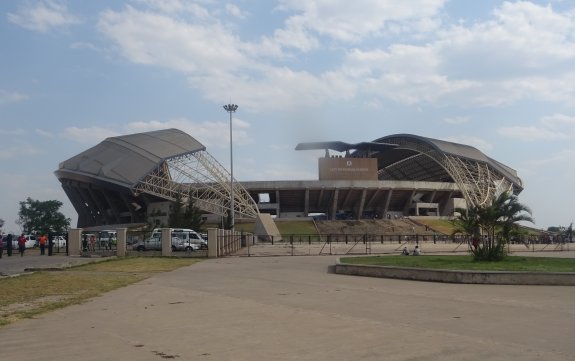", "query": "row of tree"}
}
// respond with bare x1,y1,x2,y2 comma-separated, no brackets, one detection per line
0,196,212,237
0,198,70,236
